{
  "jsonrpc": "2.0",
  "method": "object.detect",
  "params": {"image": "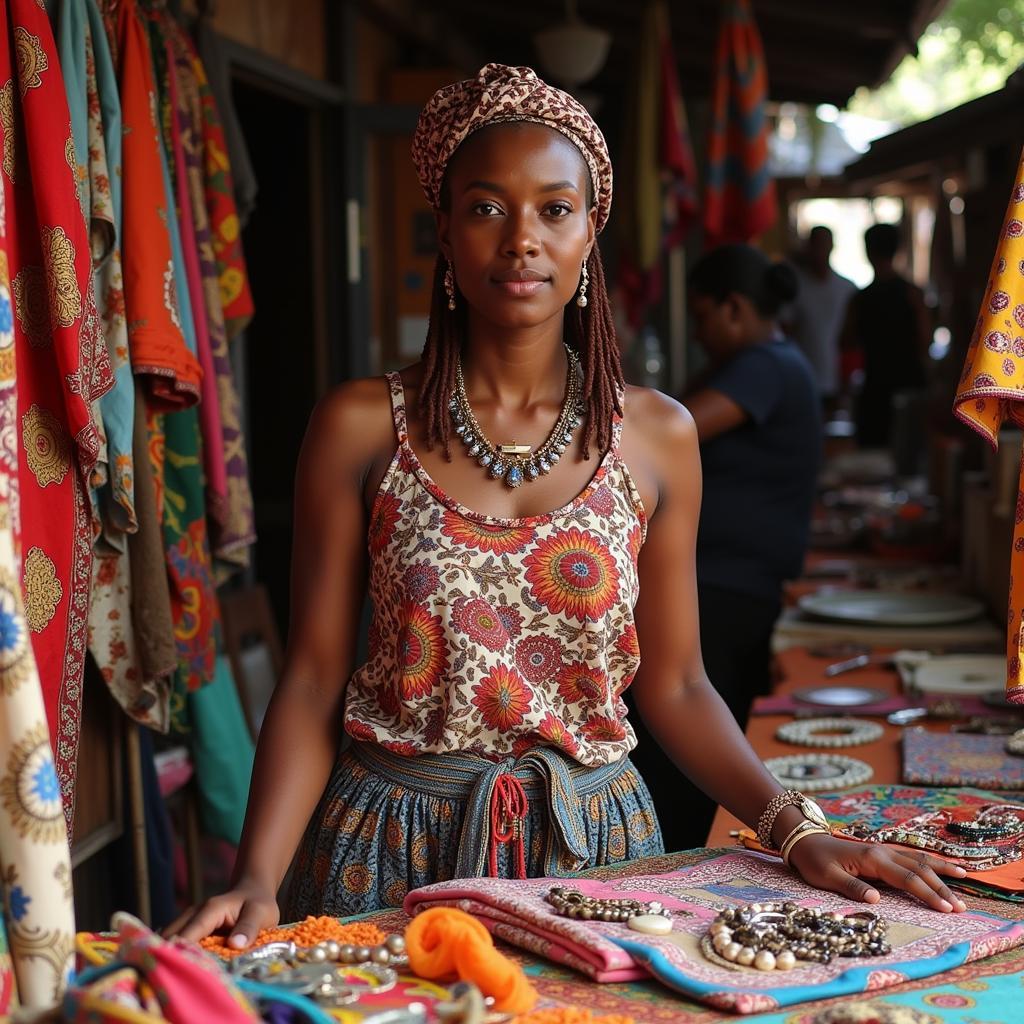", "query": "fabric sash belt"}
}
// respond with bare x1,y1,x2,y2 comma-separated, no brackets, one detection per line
350,742,631,879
